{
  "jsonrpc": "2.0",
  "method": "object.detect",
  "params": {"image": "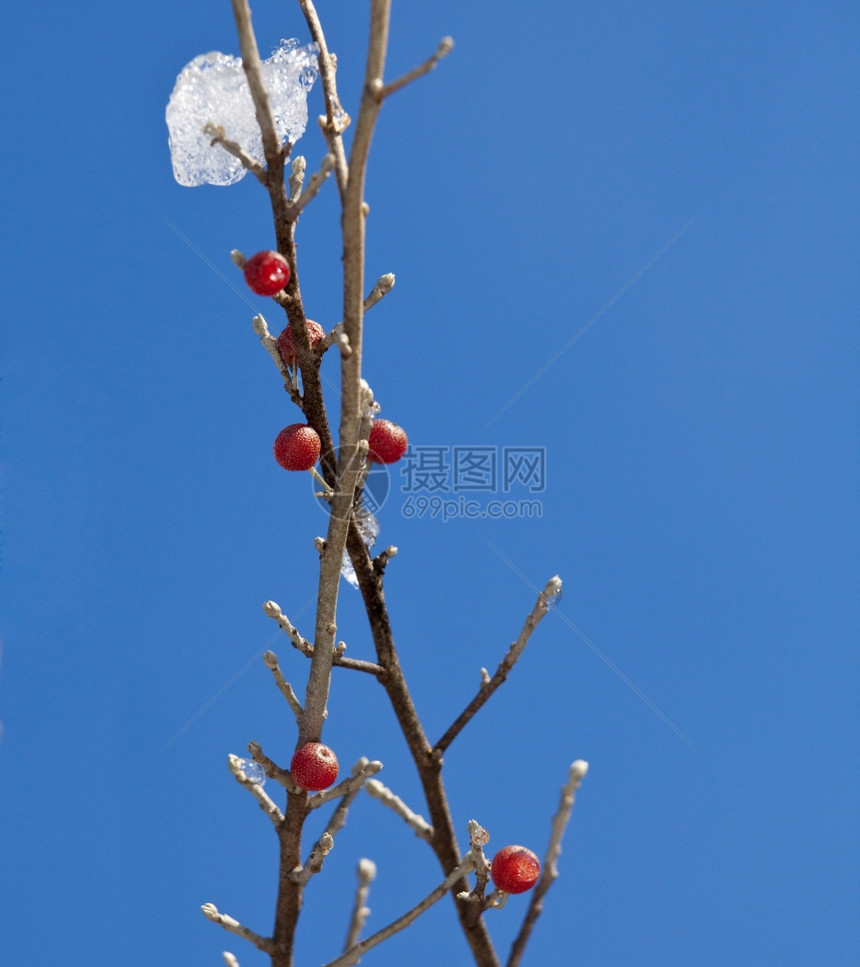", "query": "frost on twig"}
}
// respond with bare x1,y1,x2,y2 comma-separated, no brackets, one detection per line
433,576,563,755
322,853,477,967
379,37,454,100
344,858,377,952
262,650,303,721
365,778,434,841
201,903,276,955
228,754,284,825
507,760,589,967
290,831,335,884
263,600,314,656
309,756,383,808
